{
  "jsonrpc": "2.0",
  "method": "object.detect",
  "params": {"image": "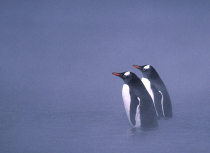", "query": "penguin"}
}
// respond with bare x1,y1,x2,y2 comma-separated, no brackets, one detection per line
112,71,158,129
133,65,173,118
